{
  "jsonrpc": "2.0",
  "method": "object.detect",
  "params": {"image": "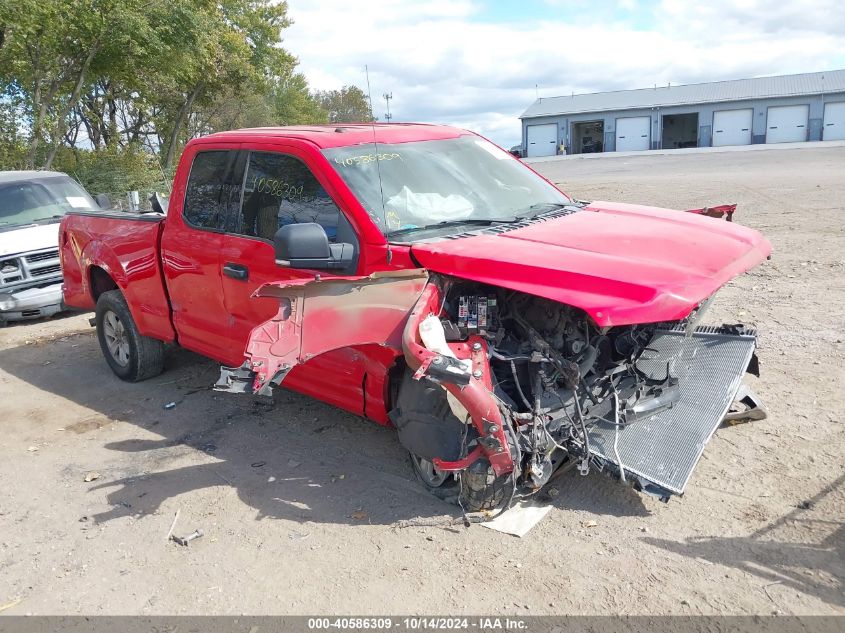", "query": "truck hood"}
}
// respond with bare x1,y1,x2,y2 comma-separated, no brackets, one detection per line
409,201,772,327
0,222,60,258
